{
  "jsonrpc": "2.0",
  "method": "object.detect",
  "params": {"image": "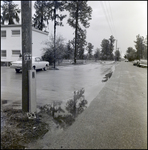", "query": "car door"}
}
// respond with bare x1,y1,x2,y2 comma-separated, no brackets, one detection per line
33,57,40,69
